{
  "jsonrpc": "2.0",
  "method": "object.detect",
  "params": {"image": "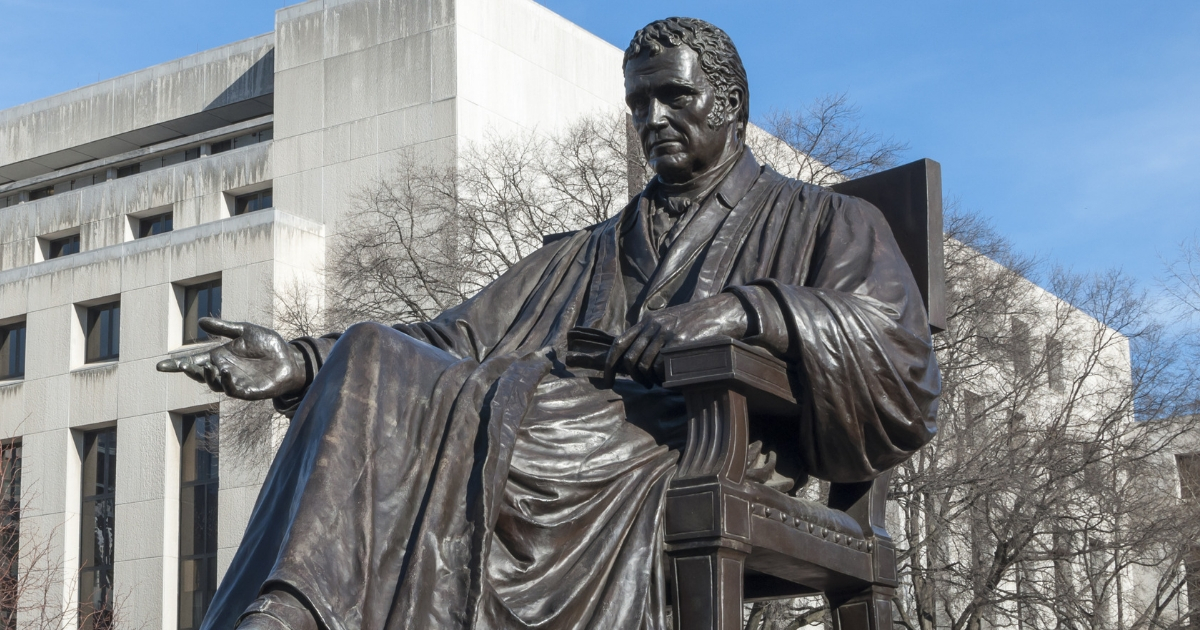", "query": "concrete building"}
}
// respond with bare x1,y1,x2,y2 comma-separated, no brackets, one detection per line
0,0,629,627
